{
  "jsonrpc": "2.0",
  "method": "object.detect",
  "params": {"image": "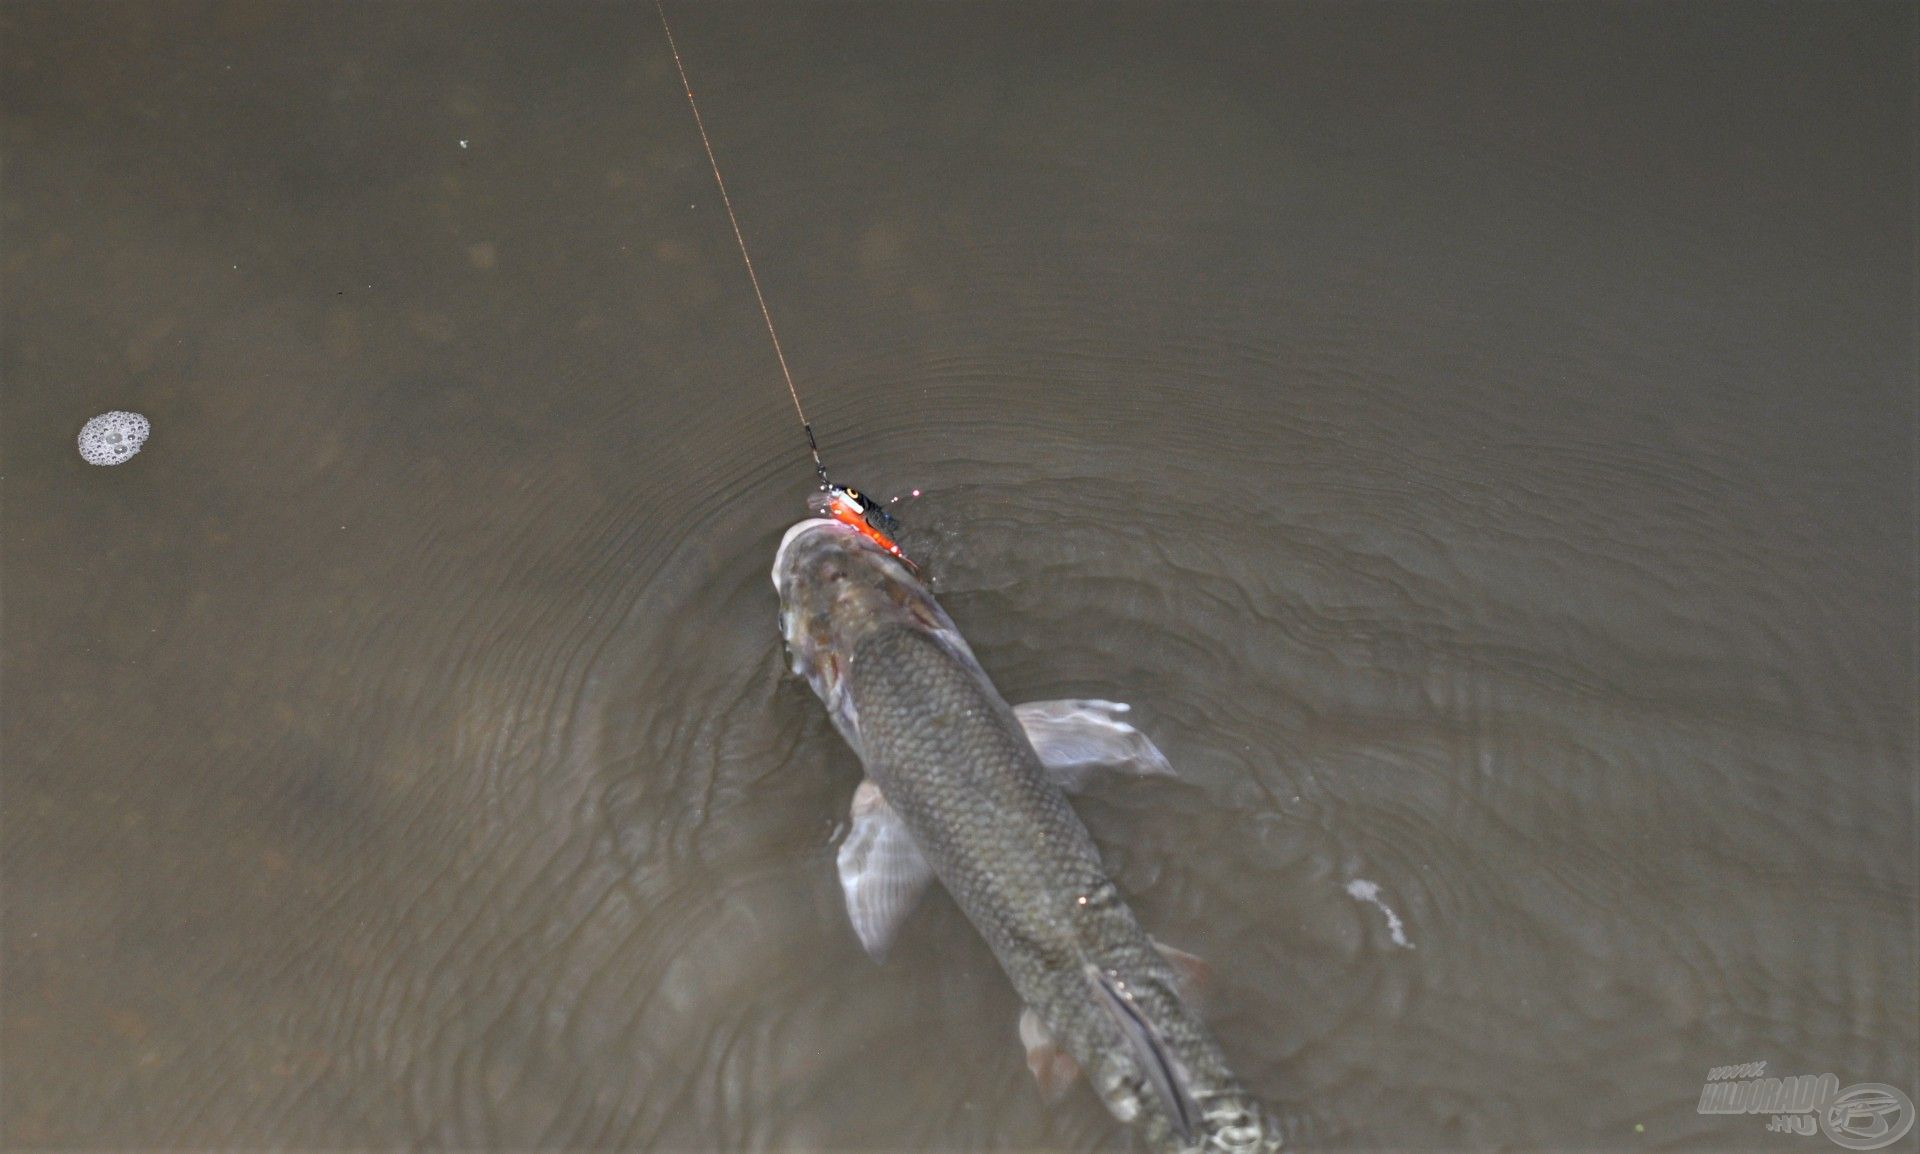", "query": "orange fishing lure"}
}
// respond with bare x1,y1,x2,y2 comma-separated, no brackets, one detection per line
819,485,919,573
